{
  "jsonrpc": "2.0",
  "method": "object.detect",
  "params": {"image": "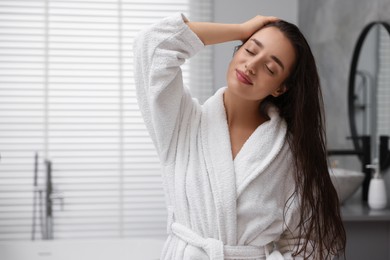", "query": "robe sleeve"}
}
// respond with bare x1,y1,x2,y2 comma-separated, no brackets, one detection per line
274,226,315,260
273,198,325,260
133,13,204,163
